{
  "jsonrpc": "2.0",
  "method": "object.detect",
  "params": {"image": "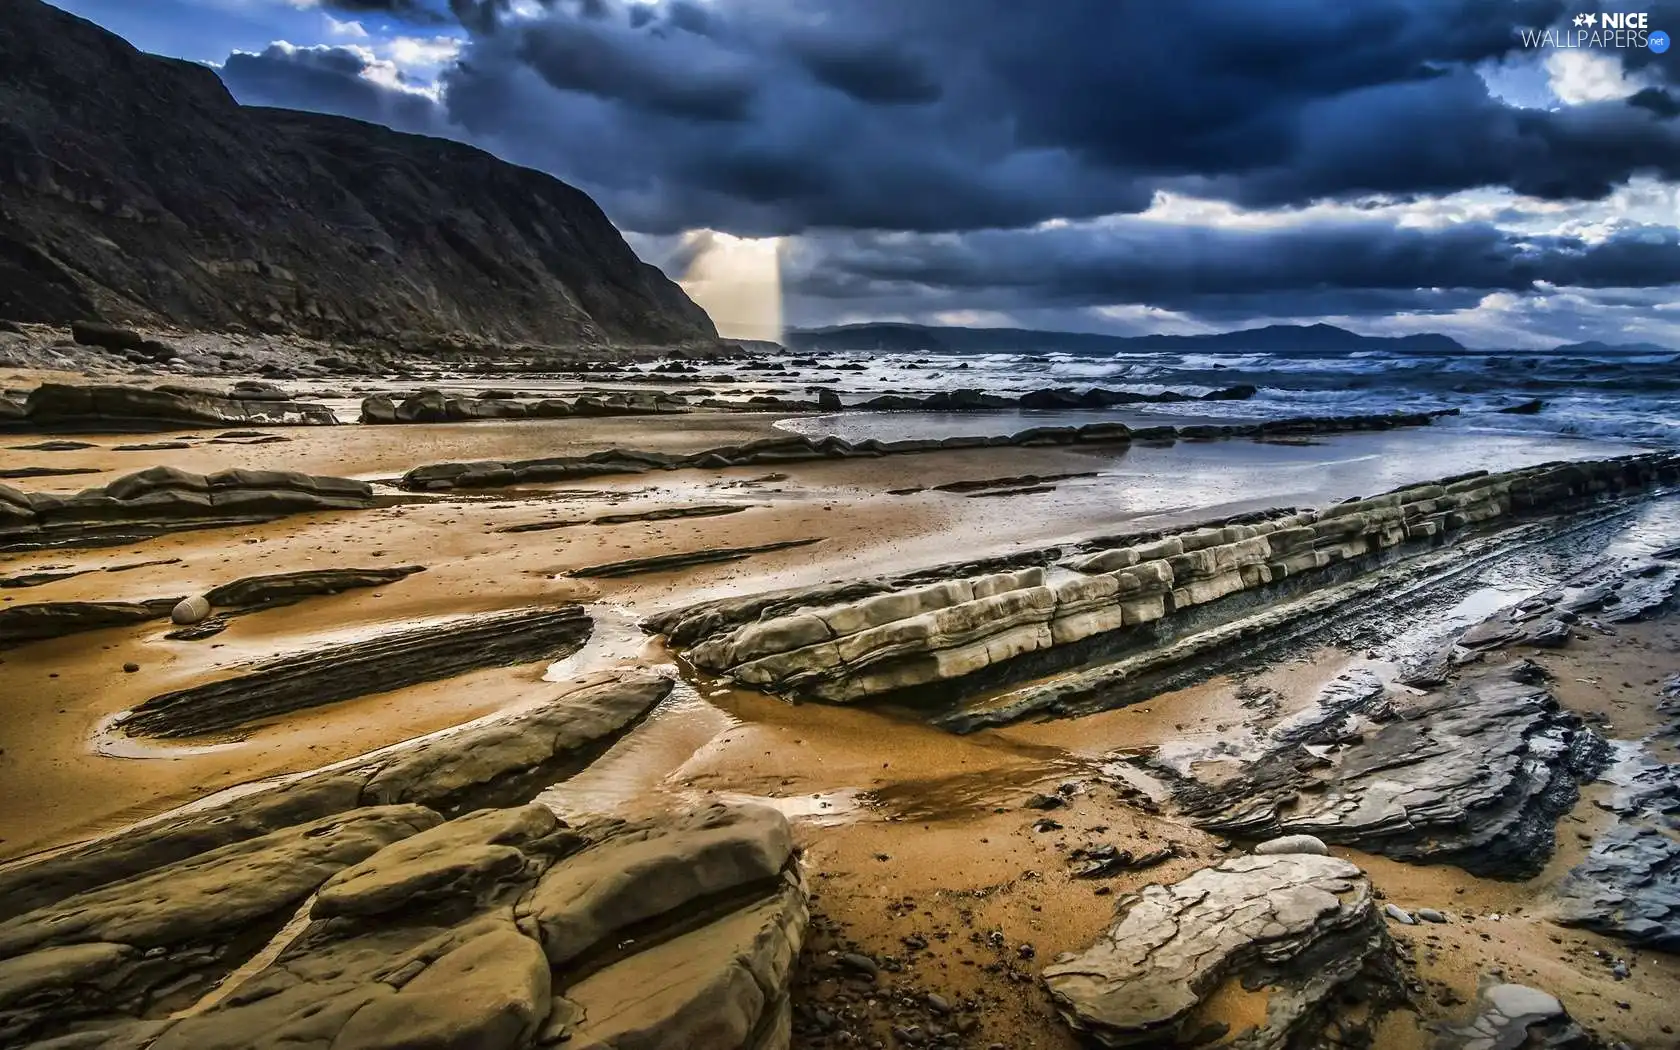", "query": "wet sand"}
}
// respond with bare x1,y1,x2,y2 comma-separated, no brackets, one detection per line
1,402,1676,1047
